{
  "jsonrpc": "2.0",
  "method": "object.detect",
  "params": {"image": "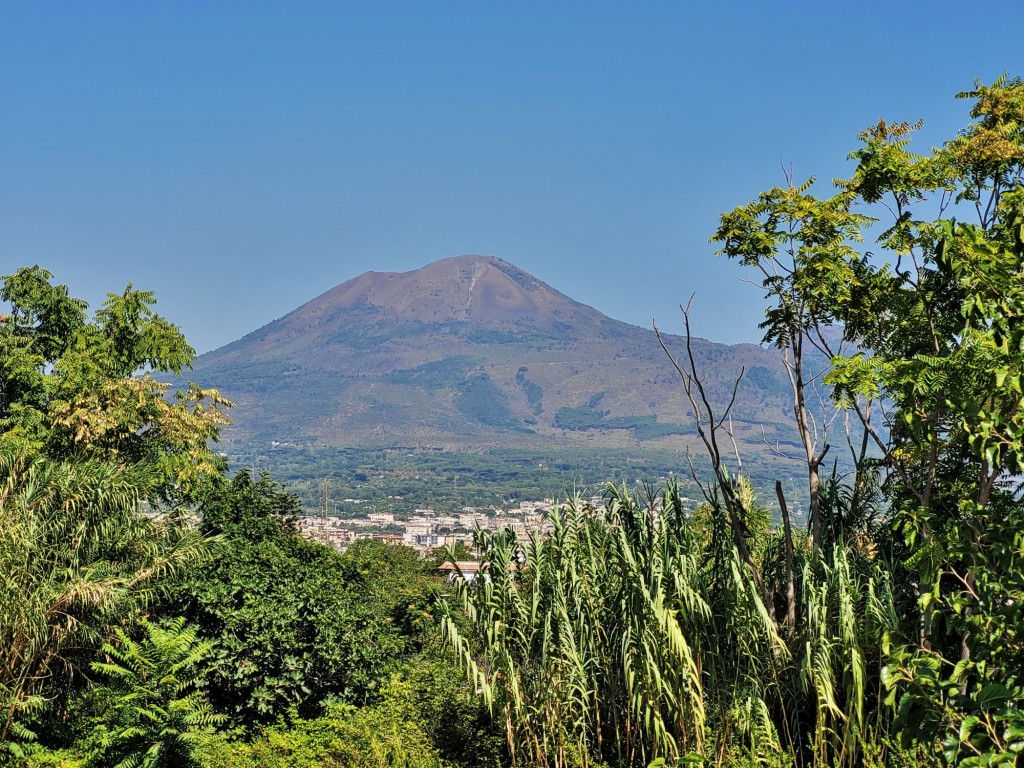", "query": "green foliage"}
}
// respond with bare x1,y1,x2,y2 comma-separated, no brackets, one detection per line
167,472,409,724
85,618,224,768
0,267,232,499
393,654,507,767
193,662,500,768
713,179,870,350
443,479,904,768
884,490,1024,766
198,701,443,768
0,453,212,751
834,77,1024,766
0,270,228,758
16,749,85,767
457,373,525,430
711,74,1024,765
337,538,437,639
